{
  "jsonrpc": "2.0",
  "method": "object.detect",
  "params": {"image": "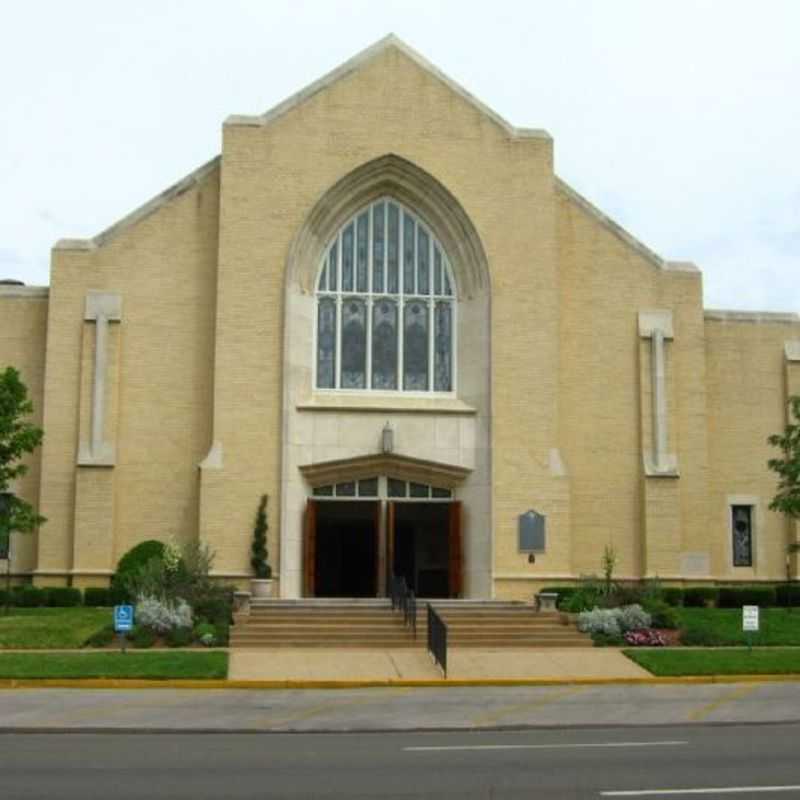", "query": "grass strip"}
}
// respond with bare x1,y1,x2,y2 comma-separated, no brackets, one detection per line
625,647,800,676
0,608,109,649
0,651,228,680
676,608,800,647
